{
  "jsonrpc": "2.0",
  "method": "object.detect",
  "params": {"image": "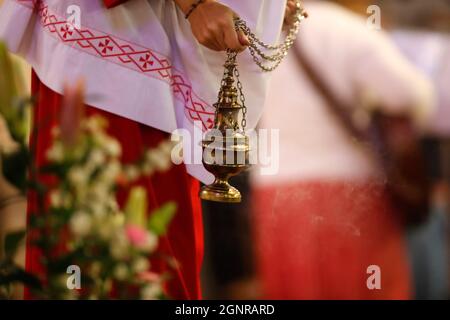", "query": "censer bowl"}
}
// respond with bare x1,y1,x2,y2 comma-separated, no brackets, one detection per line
200,137,250,203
